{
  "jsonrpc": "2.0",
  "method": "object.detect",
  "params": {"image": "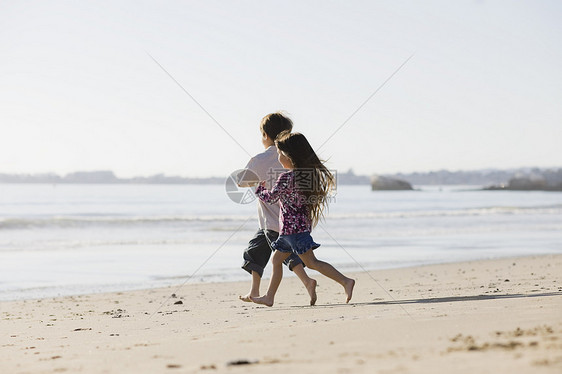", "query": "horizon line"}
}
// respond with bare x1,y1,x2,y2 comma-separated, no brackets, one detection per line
1,166,561,180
